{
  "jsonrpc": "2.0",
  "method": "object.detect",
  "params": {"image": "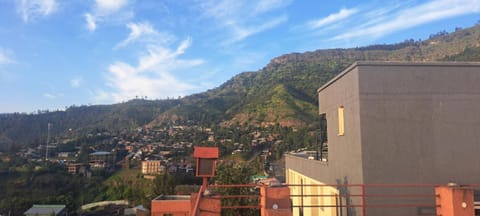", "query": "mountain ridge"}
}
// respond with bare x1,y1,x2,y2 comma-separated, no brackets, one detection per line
1,24,480,150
